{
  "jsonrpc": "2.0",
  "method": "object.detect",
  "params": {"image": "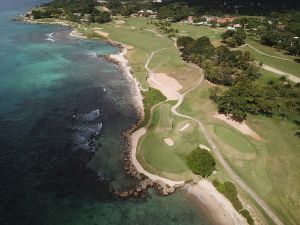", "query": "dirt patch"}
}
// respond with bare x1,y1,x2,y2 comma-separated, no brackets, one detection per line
214,113,262,141
148,73,183,100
